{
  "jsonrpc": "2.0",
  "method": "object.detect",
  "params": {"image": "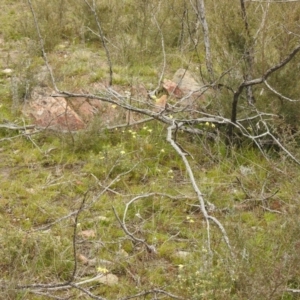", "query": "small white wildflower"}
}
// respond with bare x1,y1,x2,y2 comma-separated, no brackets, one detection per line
120,150,126,155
